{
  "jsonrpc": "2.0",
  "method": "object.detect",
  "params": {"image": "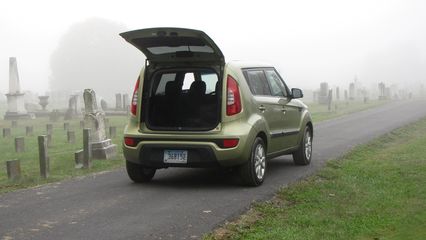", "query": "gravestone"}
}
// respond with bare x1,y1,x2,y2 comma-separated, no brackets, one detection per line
47,134,52,148
4,57,32,120
336,87,340,100
83,89,117,159
109,126,117,138
122,94,129,110
74,150,84,168
46,123,53,135
15,137,25,152
318,82,329,104
67,131,76,143
64,95,79,120
25,126,33,136
327,89,333,112
3,128,11,138
378,82,386,100
11,120,18,128
115,93,122,110
349,83,355,100
6,160,21,180
64,122,70,131
38,135,49,178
